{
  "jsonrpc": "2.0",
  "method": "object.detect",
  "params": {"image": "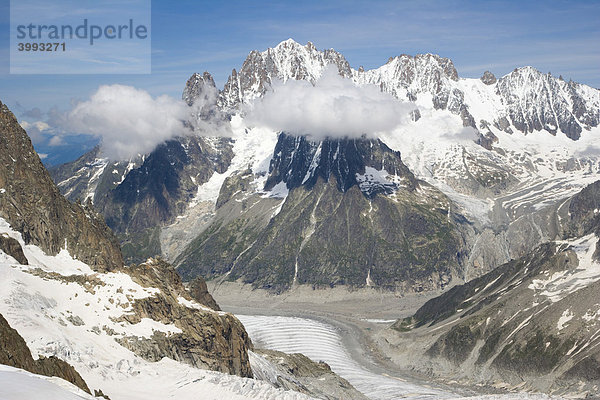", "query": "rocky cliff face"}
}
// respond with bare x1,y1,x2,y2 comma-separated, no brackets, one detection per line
0,233,28,264
0,312,91,394
116,258,253,377
264,133,417,196
563,179,600,240
354,53,476,128
219,39,353,111
1,100,255,385
494,67,600,139
51,135,233,263
187,276,221,311
0,101,123,272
